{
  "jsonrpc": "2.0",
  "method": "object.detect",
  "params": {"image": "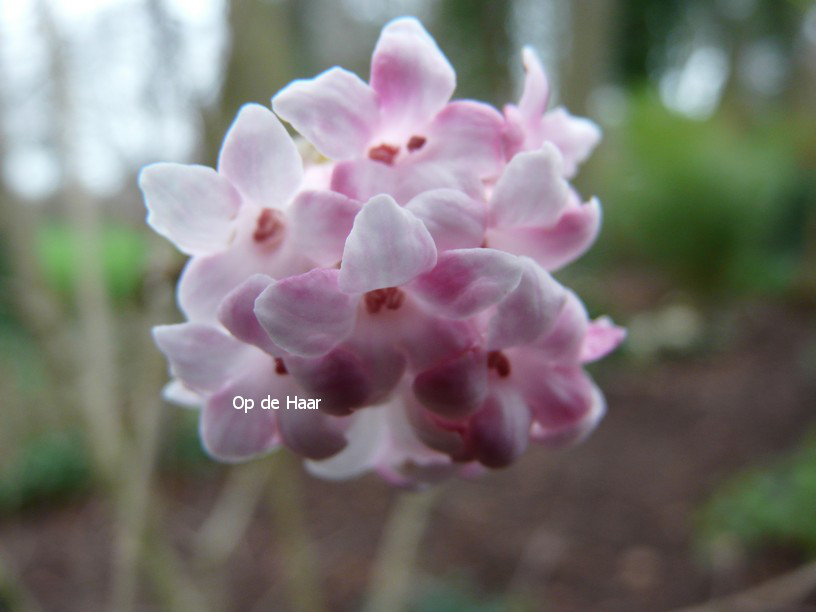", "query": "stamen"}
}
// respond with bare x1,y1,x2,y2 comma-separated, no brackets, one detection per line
487,350,511,377
253,208,284,245
365,289,388,314
384,287,405,310
368,143,400,165
407,135,426,152
275,358,288,375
